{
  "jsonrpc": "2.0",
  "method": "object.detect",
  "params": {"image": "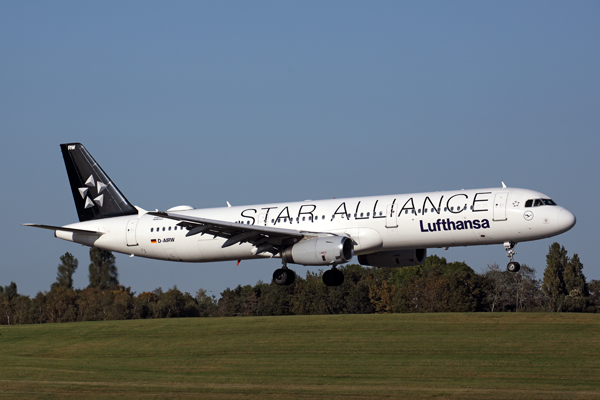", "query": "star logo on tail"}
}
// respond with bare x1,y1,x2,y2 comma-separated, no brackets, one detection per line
79,174,107,209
